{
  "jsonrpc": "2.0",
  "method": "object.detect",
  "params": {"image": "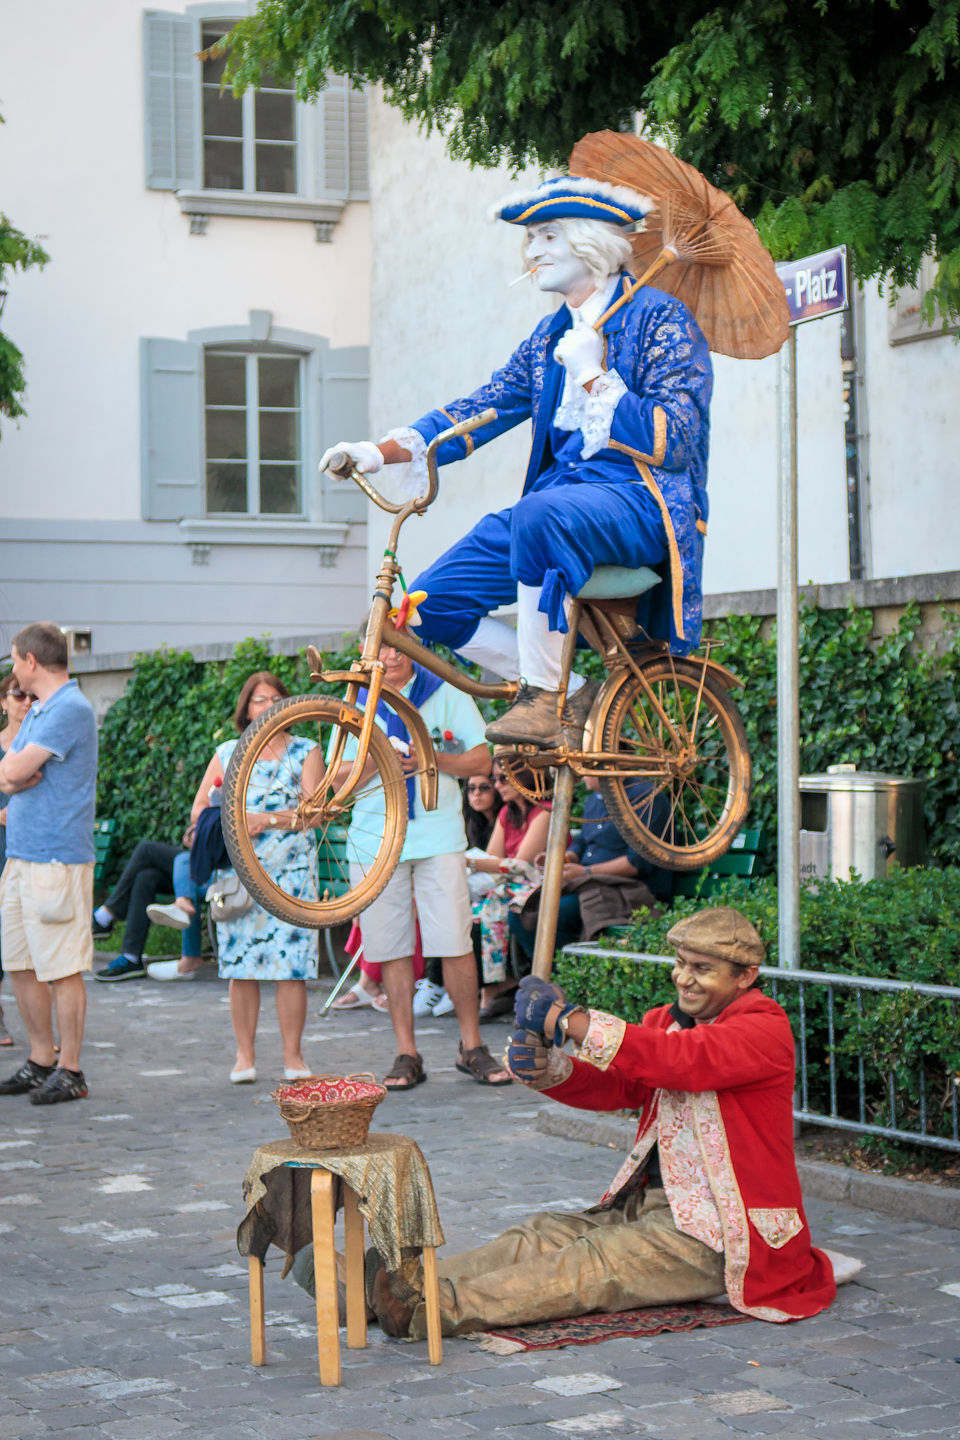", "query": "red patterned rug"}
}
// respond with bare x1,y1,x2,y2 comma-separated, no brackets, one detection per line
475,1300,752,1354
